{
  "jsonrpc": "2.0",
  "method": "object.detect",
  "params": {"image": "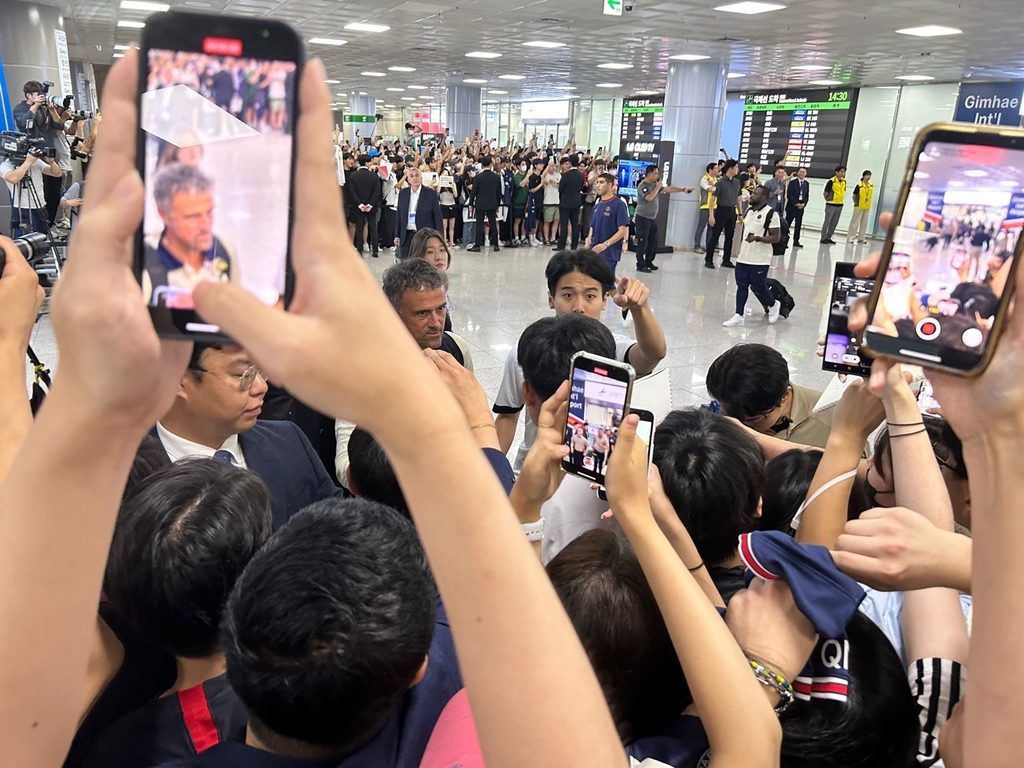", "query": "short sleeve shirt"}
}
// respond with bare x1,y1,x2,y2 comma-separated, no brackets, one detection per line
634,180,659,220
712,175,742,210
1,158,46,209
589,196,631,264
